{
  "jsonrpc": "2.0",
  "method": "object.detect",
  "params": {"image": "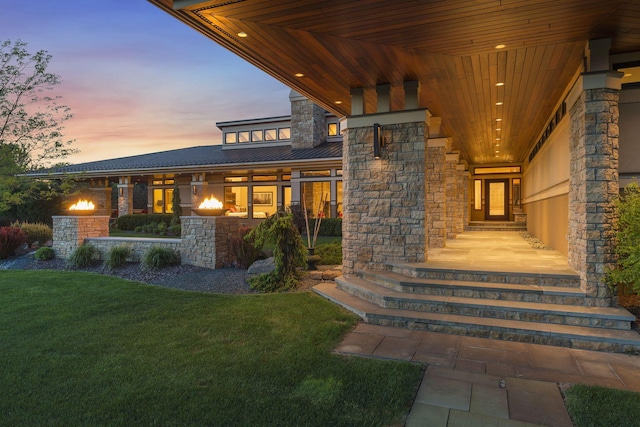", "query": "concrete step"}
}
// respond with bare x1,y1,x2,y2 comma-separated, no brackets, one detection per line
360,270,586,305
466,221,527,232
389,262,581,288
313,282,640,353
335,276,634,330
